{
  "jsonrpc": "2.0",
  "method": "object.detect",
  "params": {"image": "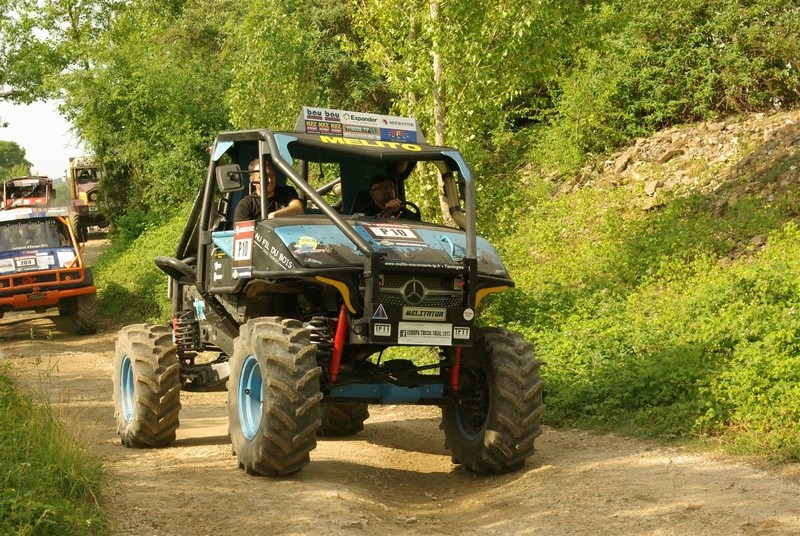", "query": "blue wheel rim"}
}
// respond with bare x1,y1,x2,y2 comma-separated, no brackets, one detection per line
239,354,263,440
120,355,134,422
